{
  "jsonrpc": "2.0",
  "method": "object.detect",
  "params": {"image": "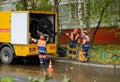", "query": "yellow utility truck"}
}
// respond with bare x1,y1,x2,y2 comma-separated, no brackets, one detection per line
0,11,57,64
